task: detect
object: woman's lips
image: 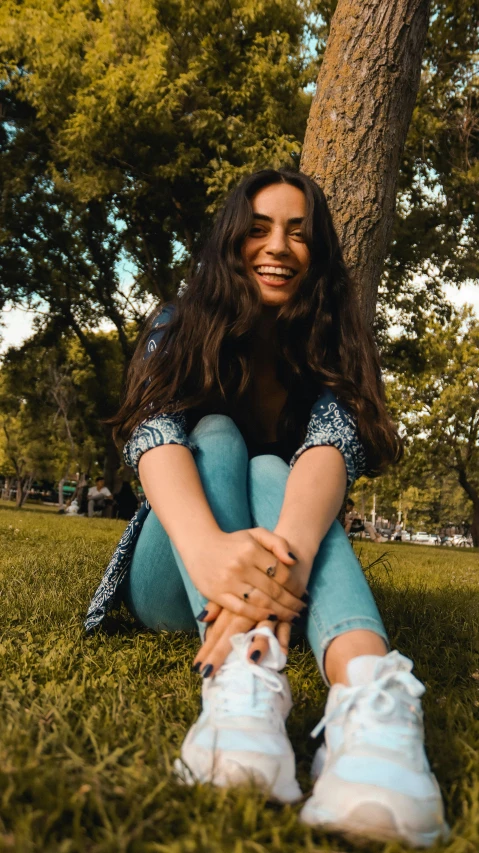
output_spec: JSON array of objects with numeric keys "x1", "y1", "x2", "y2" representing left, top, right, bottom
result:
[{"x1": 254, "y1": 271, "x2": 296, "y2": 287}]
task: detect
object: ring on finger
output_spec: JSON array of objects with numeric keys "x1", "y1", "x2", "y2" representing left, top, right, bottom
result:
[
  {"x1": 243, "y1": 586, "x2": 255, "y2": 600},
  {"x1": 266, "y1": 564, "x2": 276, "y2": 578}
]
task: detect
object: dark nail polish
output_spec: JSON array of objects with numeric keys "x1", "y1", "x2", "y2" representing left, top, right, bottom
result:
[
  {"x1": 250, "y1": 649, "x2": 261, "y2": 663},
  {"x1": 288, "y1": 551, "x2": 298, "y2": 560},
  {"x1": 195, "y1": 609, "x2": 208, "y2": 621},
  {"x1": 292, "y1": 615, "x2": 301, "y2": 625},
  {"x1": 201, "y1": 664, "x2": 214, "y2": 678},
  {"x1": 191, "y1": 662, "x2": 202, "y2": 673},
  {"x1": 301, "y1": 592, "x2": 309, "y2": 602},
  {"x1": 267, "y1": 614, "x2": 278, "y2": 622}
]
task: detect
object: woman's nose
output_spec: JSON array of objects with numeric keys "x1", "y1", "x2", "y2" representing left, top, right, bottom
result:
[{"x1": 265, "y1": 227, "x2": 289, "y2": 256}]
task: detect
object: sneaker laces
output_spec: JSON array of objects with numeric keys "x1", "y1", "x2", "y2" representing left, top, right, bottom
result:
[
  {"x1": 208, "y1": 627, "x2": 286, "y2": 722},
  {"x1": 311, "y1": 667, "x2": 425, "y2": 742}
]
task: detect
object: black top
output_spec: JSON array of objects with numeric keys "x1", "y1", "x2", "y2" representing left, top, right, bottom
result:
[{"x1": 246, "y1": 437, "x2": 295, "y2": 464}]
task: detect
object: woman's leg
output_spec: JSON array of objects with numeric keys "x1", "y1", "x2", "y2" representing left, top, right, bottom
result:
[
  {"x1": 249, "y1": 455, "x2": 447, "y2": 846},
  {"x1": 247, "y1": 454, "x2": 388, "y2": 682},
  {"x1": 124, "y1": 415, "x2": 253, "y2": 634}
]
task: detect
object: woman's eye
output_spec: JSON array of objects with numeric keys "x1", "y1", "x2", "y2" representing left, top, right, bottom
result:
[
  {"x1": 291, "y1": 231, "x2": 304, "y2": 240},
  {"x1": 249, "y1": 227, "x2": 265, "y2": 236}
]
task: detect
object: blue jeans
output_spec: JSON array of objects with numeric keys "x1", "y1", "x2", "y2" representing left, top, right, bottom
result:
[{"x1": 124, "y1": 415, "x2": 388, "y2": 680}]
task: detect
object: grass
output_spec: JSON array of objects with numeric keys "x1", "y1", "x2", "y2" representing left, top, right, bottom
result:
[{"x1": 0, "y1": 506, "x2": 478, "y2": 853}]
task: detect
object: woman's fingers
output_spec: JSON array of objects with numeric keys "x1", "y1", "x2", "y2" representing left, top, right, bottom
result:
[
  {"x1": 276, "y1": 621, "x2": 292, "y2": 656},
  {"x1": 247, "y1": 621, "x2": 271, "y2": 664},
  {"x1": 247, "y1": 619, "x2": 291, "y2": 664},
  {"x1": 193, "y1": 611, "x2": 253, "y2": 676},
  {"x1": 249, "y1": 527, "x2": 297, "y2": 567},
  {"x1": 196, "y1": 601, "x2": 222, "y2": 622},
  {"x1": 249, "y1": 568, "x2": 306, "y2": 613},
  {"x1": 220, "y1": 592, "x2": 279, "y2": 623}
]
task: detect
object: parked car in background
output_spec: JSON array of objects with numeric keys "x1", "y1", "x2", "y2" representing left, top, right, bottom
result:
[
  {"x1": 411, "y1": 531, "x2": 438, "y2": 545},
  {"x1": 399, "y1": 530, "x2": 412, "y2": 542}
]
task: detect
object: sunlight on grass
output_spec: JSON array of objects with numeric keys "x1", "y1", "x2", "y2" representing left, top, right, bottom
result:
[{"x1": 0, "y1": 508, "x2": 478, "y2": 851}]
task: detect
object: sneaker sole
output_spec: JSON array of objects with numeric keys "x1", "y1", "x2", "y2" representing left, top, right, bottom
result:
[
  {"x1": 300, "y1": 800, "x2": 449, "y2": 848},
  {"x1": 173, "y1": 757, "x2": 302, "y2": 804}
]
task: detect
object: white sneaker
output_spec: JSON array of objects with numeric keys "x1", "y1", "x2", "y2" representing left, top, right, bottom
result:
[
  {"x1": 174, "y1": 627, "x2": 302, "y2": 803},
  {"x1": 300, "y1": 651, "x2": 449, "y2": 848}
]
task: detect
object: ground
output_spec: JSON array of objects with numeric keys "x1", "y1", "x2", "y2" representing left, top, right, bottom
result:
[{"x1": 0, "y1": 502, "x2": 478, "y2": 853}]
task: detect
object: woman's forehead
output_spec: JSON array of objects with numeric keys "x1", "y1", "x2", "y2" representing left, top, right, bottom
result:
[{"x1": 250, "y1": 183, "x2": 306, "y2": 219}]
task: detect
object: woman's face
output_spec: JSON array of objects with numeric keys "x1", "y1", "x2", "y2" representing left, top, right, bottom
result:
[{"x1": 242, "y1": 182, "x2": 310, "y2": 307}]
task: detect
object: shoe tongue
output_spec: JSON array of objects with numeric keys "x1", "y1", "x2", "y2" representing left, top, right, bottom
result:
[{"x1": 346, "y1": 655, "x2": 385, "y2": 686}]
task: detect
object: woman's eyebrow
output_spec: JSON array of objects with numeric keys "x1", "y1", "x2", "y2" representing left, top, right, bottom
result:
[{"x1": 252, "y1": 213, "x2": 304, "y2": 225}]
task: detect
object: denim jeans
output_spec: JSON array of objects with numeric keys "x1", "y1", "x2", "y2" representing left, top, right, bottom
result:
[{"x1": 124, "y1": 415, "x2": 388, "y2": 680}]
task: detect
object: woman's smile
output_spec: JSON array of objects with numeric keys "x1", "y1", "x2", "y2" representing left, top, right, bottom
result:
[{"x1": 254, "y1": 264, "x2": 298, "y2": 286}]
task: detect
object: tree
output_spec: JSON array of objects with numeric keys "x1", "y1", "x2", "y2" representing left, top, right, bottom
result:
[
  {"x1": 0, "y1": 0, "x2": 315, "y2": 331},
  {"x1": 301, "y1": 0, "x2": 431, "y2": 324},
  {"x1": 0, "y1": 329, "x2": 125, "y2": 503},
  {"x1": 384, "y1": 0, "x2": 479, "y2": 342},
  {"x1": 392, "y1": 309, "x2": 479, "y2": 545}
]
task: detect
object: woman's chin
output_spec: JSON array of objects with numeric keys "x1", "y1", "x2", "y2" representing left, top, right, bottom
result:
[{"x1": 259, "y1": 288, "x2": 292, "y2": 307}]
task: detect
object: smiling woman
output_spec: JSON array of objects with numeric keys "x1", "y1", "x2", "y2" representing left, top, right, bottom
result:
[{"x1": 85, "y1": 169, "x2": 447, "y2": 848}]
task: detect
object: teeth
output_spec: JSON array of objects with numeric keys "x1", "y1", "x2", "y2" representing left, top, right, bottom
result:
[{"x1": 256, "y1": 266, "x2": 296, "y2": 278}]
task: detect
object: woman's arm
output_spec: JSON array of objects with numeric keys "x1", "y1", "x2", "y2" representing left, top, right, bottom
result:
[
  {"x1": 274, "y1": 445, "x2": 347, "y2": 591},
  {"x1": 138, "y1": 445, "x2": 304, "y2": 622}
]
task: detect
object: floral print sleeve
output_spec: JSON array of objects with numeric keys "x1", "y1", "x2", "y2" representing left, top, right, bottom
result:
[
  {"x1": 123, "y1": 412, "x2": 197, "y2": 477},
  {"x1": 290, "y1": 388, "x2": 367, "y2": 491}
]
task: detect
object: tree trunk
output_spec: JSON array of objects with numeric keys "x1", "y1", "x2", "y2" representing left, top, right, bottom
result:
[
  {"x1": 301, "y1": 0, "x2": 430, "y2": 324},
  {"x1": 457, "y1": 465, "x2": 479, "y2": 547},
  {"x1": 471, "y1": 500, "x2": 479, "y2": 549},
  {"x1": 58, "y1": 478, "x2": 65, "y2": 509}
]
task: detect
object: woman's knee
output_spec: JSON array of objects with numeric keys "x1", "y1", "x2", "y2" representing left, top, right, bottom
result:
[
  {"x1": 192, "y1": 415, "x2": 248, "y2": 460},
  {"x1": 248, "y1": 454, "x2": 289, "y2": 491}
]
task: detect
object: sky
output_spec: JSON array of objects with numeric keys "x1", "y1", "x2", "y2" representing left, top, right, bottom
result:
[{"x1": 1, "y1": 281, "x2": 478, "y2": 354}]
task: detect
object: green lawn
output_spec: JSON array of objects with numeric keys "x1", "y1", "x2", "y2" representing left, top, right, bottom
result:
[{"x1": 0, "y1": 506, "x2": 478, "y2": 853}]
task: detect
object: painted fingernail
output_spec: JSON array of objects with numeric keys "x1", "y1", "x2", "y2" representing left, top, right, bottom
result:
[
  {"x1": 292, "y1": 615, "x2": 301, "y2": 625},
  {"x1": 267, "y1": 614, "x2": 278, "y2": 622},
  {"x1": 191, "y1": 661, "x2": 202, "y2": 673},
  {"x1": 288, "y1": 551, "x2": 298, "y2": 560},
  {"x1": 201, "y1": 664, "x2": 214, "y2": 678},
  {"x1": 195, "y1": 609, "x2": 209, "y2": 621},
  {"x1": 250, "y1": 649, "x2": 261, "y2": 663},
  {"x1": 301, "y1": 592, "x2": 309, "y2": 602}
]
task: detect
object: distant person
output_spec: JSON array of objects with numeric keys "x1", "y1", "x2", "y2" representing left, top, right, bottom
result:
[
  {"x1": 344, "y1": 498, "x2": 386, "y2": 542},
  {"x1": 88, "y1": 477, "x2": 112, "y2": 518},
  {"x1": 114, "y1": 481, "x2": 139, "y2": 521}
]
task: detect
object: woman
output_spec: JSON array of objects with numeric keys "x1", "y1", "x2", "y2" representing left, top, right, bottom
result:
[{"x1": 85, "y1": 169, "x2": 448, "y2": 847}]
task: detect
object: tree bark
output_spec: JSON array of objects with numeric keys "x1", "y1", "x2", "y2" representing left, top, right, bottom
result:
[
  {"x1": 301, "y1": 0, "x2": 430, "y2": 325},
  {"x1": 457, "y1": 464, "x2": 479, "y2": 547},
  {"x1": 471, "y1": 501, "x2": 479, "y2": 549}
]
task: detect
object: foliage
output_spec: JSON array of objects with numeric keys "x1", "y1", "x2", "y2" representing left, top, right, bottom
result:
[
  {"x1": 0, "y1": 505, "x2": 478, "y2": 850},
  {"x1": 0, "y1": 329, "x2": 125, "y2": 494},
  {"x1": 0, "y1": 0, "x2": 320, "y2": 351},
  {"x1": 377, "y1": 308, "x2": 479, "y2": 542},
  {"x1": 380, "y1": 0, "x2": 479, "y2": 340}
]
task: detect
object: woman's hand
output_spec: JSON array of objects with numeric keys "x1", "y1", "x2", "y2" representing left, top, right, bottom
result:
[
  {"x1": 180, "y1": 527, "x2": 307, "y2": 623},
  {"x1": 194, "y1": 606, "x2": 297, "y2": 677}
]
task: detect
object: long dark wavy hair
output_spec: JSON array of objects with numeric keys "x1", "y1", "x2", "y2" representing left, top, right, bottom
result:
[{"x1": 113, "y1": 168, "x2": 402, "y2": 473}]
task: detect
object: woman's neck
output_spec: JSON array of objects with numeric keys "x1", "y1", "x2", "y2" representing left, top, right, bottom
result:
[{"x1": 255, "y1": 306, "x2": 279, "y2": 342}]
